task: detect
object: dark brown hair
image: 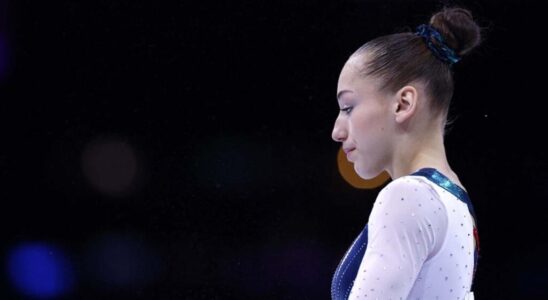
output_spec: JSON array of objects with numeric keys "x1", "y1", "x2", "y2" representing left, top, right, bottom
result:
[{"x1": 353, "y1": 7, "x2": 481, "y2": 119}]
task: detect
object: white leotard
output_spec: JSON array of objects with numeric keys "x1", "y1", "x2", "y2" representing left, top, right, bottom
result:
[{"x1": 347, "y1": 174, "x2": 476, "y2": 300}]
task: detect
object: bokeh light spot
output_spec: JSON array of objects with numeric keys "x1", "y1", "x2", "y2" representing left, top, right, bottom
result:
[
  {"x1": 0, "y1": 32, "x2": 9, "y2": 80},
  {"x1": 81, "y1": 137, "x2": 140, "y2": 197},
  {"x1": 84, "y1": 232, "x2": 164, "y2": 289},
  {"x1": 219, "y1": 240, "x2": 330, "y2": 297},
  {"x1": 194, "y1": 135, "x2": 264, "y2": 191},
  {"x1": 7, "y1": 243, "x2": 74, "y2": 299},
  {"x1": 337, "y1": 147, "x2": 391, "y2": 189}
]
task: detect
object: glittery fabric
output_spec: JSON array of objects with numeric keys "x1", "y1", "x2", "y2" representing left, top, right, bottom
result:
[
  {"x1": 331, "y1": 223, "x2": 369, "y2": 300},
  {"x1": 415, "y1": 24, "x2": 461, "y2": 65},
  {"x1": 331, "y1": 168, "x2": 479, "y2": 300},
  {"x1": 412, "y1": 167, "x2": 480, "y2": 281}
]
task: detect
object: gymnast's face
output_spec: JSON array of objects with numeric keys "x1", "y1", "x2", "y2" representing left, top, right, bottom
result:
[{"x1": 331, "y1": 55, "x2": 394, "y2": 179}]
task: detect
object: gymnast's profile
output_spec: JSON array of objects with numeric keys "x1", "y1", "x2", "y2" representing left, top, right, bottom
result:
[{"x1": 330, "y1": 6, "x2": 482, "y2": 300}]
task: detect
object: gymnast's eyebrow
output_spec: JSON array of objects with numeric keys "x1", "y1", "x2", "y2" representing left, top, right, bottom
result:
[{"x1": 337, "y1": 90, "x2": 353, "y2": 101}]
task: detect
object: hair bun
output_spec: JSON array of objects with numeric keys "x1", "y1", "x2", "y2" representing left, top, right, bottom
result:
[{"x1": 429, "y1": 7, "x2": 481, "y2": 56}]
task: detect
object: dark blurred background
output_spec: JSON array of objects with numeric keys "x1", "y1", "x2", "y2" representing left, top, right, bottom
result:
[{"x1": 1, "y1": 0, "x2": 547, "y2": 299}]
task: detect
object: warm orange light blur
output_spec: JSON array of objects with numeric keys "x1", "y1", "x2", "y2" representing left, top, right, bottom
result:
[{"x1": 337, "y1": 147, "x2": 391, "y2": 189}]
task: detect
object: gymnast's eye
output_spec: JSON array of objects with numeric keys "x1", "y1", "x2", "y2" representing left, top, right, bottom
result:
[{"x1": 340, "y1": 106, "x2": 353, "y2": 115}]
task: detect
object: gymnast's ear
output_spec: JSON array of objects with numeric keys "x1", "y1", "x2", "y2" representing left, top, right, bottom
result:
[{"x1": 392, "y1": 85, "x2": 418, "y2": 124}]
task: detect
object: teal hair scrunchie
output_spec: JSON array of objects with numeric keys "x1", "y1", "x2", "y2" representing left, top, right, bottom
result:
[{"x1": 415, "y1": 24, "x2": 460, "y2": 65}]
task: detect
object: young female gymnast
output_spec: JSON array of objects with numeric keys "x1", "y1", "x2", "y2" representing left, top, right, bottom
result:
[{"x1": 331, "y1": 6, "x2": 482, "y2": 300}]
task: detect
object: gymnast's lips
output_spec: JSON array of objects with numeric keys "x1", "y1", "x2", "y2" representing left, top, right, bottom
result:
[{"x1": 343, "y1": 147, "x2": 355, "y2": 155}]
